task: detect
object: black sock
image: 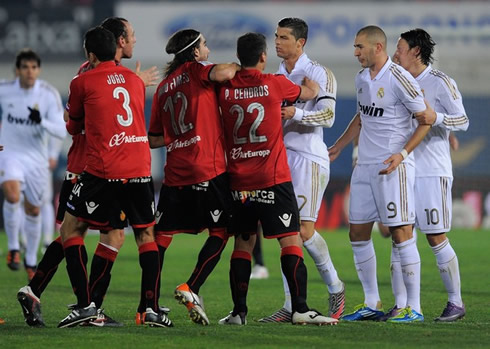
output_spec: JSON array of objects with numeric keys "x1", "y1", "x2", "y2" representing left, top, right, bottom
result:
[
  {"x1": 186, "y1": 235, "x2": 227, "y2": 294},
  {"x1": 138, "y1": 242, "x2": 160, "y2": 312},
  {"x1": 63, "y1": 237, "x2": 90, "y2": 308},
  {"x1": 89, "y1": 243, "x2": 118, "y2": 308},
  {"x1": 252, "y1": 232, "x2": 265, "y2": 266},
  {"x1": 230, "y1": 251, "x2": 251, "y2": 315},
  {"x1": 29, "y1": 237, "x2": 64, "y2": 298},
  {"x1": 281, "y1": 246, "x2": 308, "y2": 313}
]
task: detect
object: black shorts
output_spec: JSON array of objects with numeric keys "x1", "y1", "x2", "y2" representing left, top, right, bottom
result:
[
  {"x1": 66, "y1": 172, "x2": 155, "y2": 230},
  {"x1": 229, "y1": 182, "x2": 300, "y2": 239},
  {"x1": 155, "y1": 172, "x2": 231, "y2": 234},
  {"x1": 56, "y1": 172, "x2": 79, "y2": 224}
]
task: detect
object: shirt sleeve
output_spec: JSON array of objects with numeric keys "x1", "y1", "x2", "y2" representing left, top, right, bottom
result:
[
  {"x1": 432, "y1": 76, "x2": 469, "y2": 131},
  {"x1": 65, "y1": 76, "x2": 84, "y2": 121},
  {"x1": 391, "y1": 65, "x2": 426, "y2": 114},
  {"x1": 148, "y1": 87, "x2": 164, "y2": 137},
  {"x1": 40, "y1": 84, "x2": 67, "y2": 139},
  {"x1": 292, "y1": 66, "x2": 336, "y2": 128},
  {"x1": 276, "y1": 74, "x2": 301, "y2": 104}
]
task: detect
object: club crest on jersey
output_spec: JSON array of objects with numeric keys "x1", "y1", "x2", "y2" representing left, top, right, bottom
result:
[{"x1": 377, "y1": 87, "x2": 384, "y2": 98}]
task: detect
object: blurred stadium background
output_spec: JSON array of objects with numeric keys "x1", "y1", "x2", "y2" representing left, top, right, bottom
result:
[{"x1": 0, "y1": 0, "x2": 489, "y2": 230}]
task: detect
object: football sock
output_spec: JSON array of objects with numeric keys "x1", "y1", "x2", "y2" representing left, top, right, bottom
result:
[
  {"x1": 229, "y1": 250, "x2": 251, "y2": 315},
  {"x1": 252, "y1": 233, "x2": 265, "y2": 266},
  {"x1": 431, "y1": 238, "x2": 463, "y2": 307},
  {"x1": 24, "y1": 213, "x2": 42, "y2": 267},
  {"x1": 280, "y1": 245, "x2": 309, "y2": 314},
  {"x1": 138, "y1": 242, "x2": 160, "y2": 312},
  {"x1": 29, "y1": 236, "x2": 64, "y2": 298},
  {"x1": 351, "y1": 239, "x2": 381, "y2": 310},
  {"x1": 40, "y1": 201, "x2": 55, "y2": 246},
  {"x1": 63, "y1": 236, "x2": 90, "y2": 307},
  {"x1": 304, "y1": 231, "x2": 342, "y2": 293},
  {"x1": 186, "y1": 232, "x2": 227, "y2": 294},
  {"x1": 3, "y1": 200, "x2": 21, "y2": 251},
  {"x1": 156, "y1": 234, "x2": 173, "y2": 300},
  {"x1": 390, "y1": 244, "x2": 407, "y2": 308},
  {"x1": 395, "y1": 237, "x2": 421, "y2": 313},
  {"x1": 89, "y1": 242, "x2": 118, "y2": 308}
]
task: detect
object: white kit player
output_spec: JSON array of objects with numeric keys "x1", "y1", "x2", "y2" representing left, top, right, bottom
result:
[
  {"x1": 329, "y1": 25, "x2": 434, "y2": 323},
  {"x1": 259, "y1": 17, "x2": 345, "y2": 323},
  {"x1": 0, "y1": 49, "x2": 66, "y2": 279},
  {"x1": 387, "y1": 28, "x2": 469, "y2": 322}
]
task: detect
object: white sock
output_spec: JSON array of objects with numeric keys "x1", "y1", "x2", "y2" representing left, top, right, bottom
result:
[
  {"x1": 41, "y1": 202, "x2": 55, "y2": 245},
  {"x1": 395, "y1": 237, "x2": 421, "y2": 313},
  {"x1": 281, "y1": 269, "x2": 292, "y2": 312},
  {"x1": 304, "y1": 231, "x2": 342, "y2": 293},
  {"x1": 390, "y1": 244, "x2": 407, "y2": 308},
  {"x1": 3, "y1": 200, "x2": 22, "y2": 251},
  {"x1": 431, "y1": 238, "x2": 463, "y2": 307},
  {"x1": 24, "y1": 213, "x2": 42, "y2": 267},
  {"x1": 351, "y1": 239, "x2": 380, "y2": 309}
]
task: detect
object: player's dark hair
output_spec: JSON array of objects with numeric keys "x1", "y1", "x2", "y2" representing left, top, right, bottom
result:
[
  {"x1": 15, "y1": 48, "x2": 41, "y2": 68},
  {"x1": 84, "y1": 26, "x2": 116, "y2": 62},
  {"x1": 101, "y1": 17, "x2": 128, "y2": 42},
  {"x1": 164, "y1": 29, "x2": 202, "y2": 77},
  {"x1": 278, "y1": 17, "x2": 308, "y2": 44},
  {"x1": 356, "y1": 25, "x2": 387, "y2": 46},
  {"x1": 237, "y1": 33, "x2": 267, "y2": 67},
  {"x1": 400, "y1": 28, "x2": 436, "y2": 66}
]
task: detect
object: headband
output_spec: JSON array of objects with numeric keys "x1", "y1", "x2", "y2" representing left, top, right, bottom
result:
[{"x1": 176, "y1": 33, "x2": 202, "y2": 55}]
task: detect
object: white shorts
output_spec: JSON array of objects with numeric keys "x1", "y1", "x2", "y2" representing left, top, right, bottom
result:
[
  {"x1": 349, "y1": 163, "x2": 415, "y2": 226},
  {"x1": 0, "y1": 156, "x2": 48, "y2": 207},
  {"x1": 288, "y1": 151, "x2": 329, "y2": 222},
  {"x1": 415, "y1": 176, "x2": 452, "y2": 234}
]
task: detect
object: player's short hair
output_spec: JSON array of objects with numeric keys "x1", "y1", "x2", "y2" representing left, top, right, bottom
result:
[
  {"x1": 84, "y1": 26, "x2": 116, "y2": 62},
  {"x1": 15, "y1": 48, "x2": 41, "y2": 68},
  {"x1": 164, "y1": 28, "x2": 202, "y2": 77},
  {"x1": 400, "y1": 28, "x2": 436, "y2": 66},
  {"x1": 356, "y1": 25, "x2": 387, "y2": 48},
  {"x1": 237, "y1": 32, "x2": 267, "y2": 67},
  {"x1": 101, "y1": 17, "x2": 129, "y2": 41},
  {"x1": 278, "y1": 17, "x2": 308, "y2": 43}
]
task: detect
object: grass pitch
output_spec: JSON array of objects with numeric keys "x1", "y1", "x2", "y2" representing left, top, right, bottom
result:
[{"x1": 0, "y1": 228, "x2": 489, "y2": 348}]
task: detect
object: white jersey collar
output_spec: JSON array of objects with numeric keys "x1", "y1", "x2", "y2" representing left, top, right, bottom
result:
[
  {"x1": 371, "y1": 56, "x2": 392, "y2": 81},
  {"x1": 416, "y1": 64, "x2": 432, "y2": 81},
  {"x1": 278, "y1": 52, "x2": 308, "y2": 75}
]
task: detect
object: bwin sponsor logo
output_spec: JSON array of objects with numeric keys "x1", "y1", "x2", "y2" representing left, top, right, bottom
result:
[
  {"x1": 7, "y1": 114, "x2": 37, "y2": 125},
  {"x1": 358, "y1": 102, "x2": 384, "y2": 117}
]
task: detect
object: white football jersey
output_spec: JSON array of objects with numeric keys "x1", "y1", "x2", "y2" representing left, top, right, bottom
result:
[
  {"x1": 356, "y1": 57, "x2": 426, "y2": 165},
  {"x1": 0, "y1": 78, "x2": 66, "y2": 166},
  {"x1": 413, "y1": 65, "x2": 469, "y2": 178},
  {"x1": 278, "y1": 53, "x2": 337, "y2": 168}
]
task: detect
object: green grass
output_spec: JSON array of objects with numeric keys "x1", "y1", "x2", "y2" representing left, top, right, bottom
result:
[{"x1": 1, "y1": 229, "x2": 489, "y2": 348}]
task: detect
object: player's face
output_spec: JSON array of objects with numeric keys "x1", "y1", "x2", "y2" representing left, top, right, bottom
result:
[
  {"x1": 354, "y1": 34, "x2": 375, "y2": 69},
  {"x1": 195, "y1": 36, "x2": 210, "y2": 62},
  {"x1": 275, "y1": 27, "x2": 301, "y2": 60},
  {"x1": 16, "y1": 59, "x2": 40, "y2": 89},
  {"x1": 393, "y1": 38, "x2": 416, "y2": 70},
  {"x1": 121, "y1": 21, "x2": 136, "y2": 59}
]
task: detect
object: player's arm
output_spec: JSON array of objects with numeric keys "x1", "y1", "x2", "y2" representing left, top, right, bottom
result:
[
  {"x1": 148, "y1": 90, "x2": 165, "y2": 149},
  {"x1": 66, "y1": 116, "x2": 83, "y2": 135},
  {"x1": 134, "y1": 61, "x2": 161, "y2": 87},
  {"x1": 148, "y1": 134, "x2": 165, "y2": 149},
  {"x1": 416, "y1": 79, "x2": 469, "y2": 132},
  {"x1": 38, "y1": 88, "x2": 67, "y2": 139},
  {"x1": 209, "y1": 62, "x2": 241, "y2": 82},
  {"x1": 328, "y1": 112, "x2": 361, "y2": 162}
]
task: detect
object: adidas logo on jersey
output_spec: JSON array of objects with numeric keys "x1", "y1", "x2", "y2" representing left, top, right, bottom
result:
[
  {"x1": 210, "y1": 210, "x2": 223, "y2": 223},
  {"x1": 278, "y1": 213, "x2": 292, "y2": 227},
  {"x1": 85, "y1": 201, "x2": 99, "y2": 214}
]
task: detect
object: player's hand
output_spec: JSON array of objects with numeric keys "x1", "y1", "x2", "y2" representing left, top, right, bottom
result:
[
  {"x1": 134, "y1": 61, "x2": 161, "y2": 87},
  {"x1": 379, "y1": 153, "x2": 403, "y2": 175},
  {"x1": 48, "y1": 158, "x2": 58, "y2": 171},
  {"x1": 302, "y1": 77, "x2": 319, "y2": 97},
  {"x1": 415, "y1": 99, "x2": 436, "y2": 125},
  {"x1": 28, "y1": 107, "x2": 41, "y2": 124},
  {"x1": 281, "y1": 106, "x2": 295, "y2": 120},
  {"x1": 0, "y1": 145, "x2": 3, "y2": 151},
  {"x1": 328, "y1": 143, "x2": 341, "y2": 162}
]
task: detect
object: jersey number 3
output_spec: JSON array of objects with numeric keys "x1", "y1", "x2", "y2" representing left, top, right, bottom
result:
[{"x1": 113, "y1": 87, "x2": 133, "y2": 127}]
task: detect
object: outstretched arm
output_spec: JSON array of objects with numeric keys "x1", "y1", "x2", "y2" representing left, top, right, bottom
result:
[{"x1": 328, "y1": 113, "x2": 361, "y2": 162}]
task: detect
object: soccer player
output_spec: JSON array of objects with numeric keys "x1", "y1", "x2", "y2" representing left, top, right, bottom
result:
[
  {"x1": 17, "y1": 17, "x2": 160, "y2": 328},
  {"x1": 328, "y1": 25, "x2": 434, "y2": 323},
  {"x1": 217, "y1": 32, "x2": 337, "y2": 326},
  {"x1": 383, "y1": 28, "x2": 468, "y2": 322},
  {"x1": 148, "y1": 28, "x2": 240, "y2": 326},
  {"x1": 0, "y1": 49, "x2": 66, "y2": 280},
  {"x1": 260, "y1": 17, "x2": 345, "y2": 323},
  {"x1": 54, "y1": 26, "x2": 171, "y2": 328}
]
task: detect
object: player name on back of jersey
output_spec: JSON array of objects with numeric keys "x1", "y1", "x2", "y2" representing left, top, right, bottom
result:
[
  {"x1": 162, "y1": 72, "x2": 190, "y2": 93},
  {"x1": 227, "y1": 85, "x2": 269, "y2": 100},
  {"x1": 107, "y1": 73, "x2": 126, "y2": 85}
]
